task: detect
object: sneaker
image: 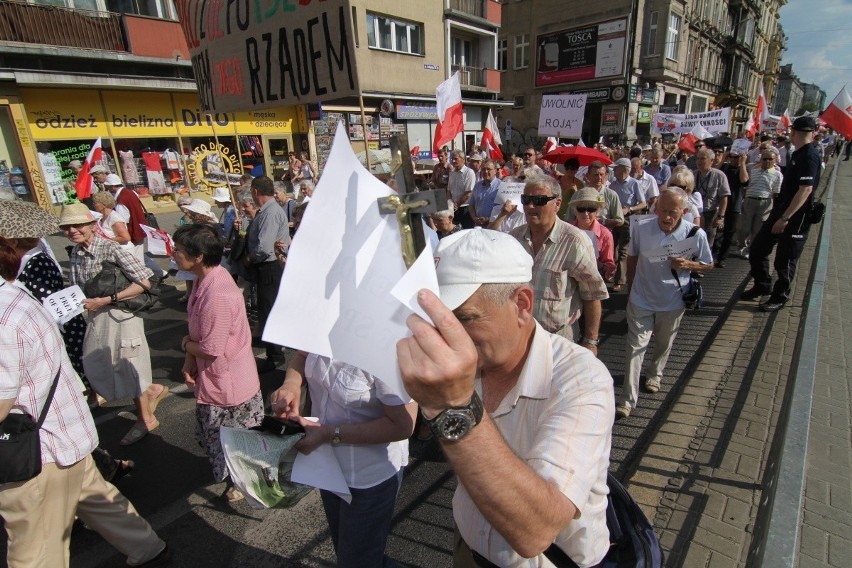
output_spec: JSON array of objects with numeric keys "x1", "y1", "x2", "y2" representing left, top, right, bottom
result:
[
  {"x1": 738, "y1": 247, "x2": 749, "y2": 259},
  {"x1": 740, "y1": 287, "x2": 769, "y2": 301},
  {"x1": 615, "y1": 404, "x2": 631, "y2": 419},
  {"x1": 644, "y1": 377, "x2": 661, "y2": 393},
  {"x1": 760, "y1": 298, "x2": 786, "y2": 312}
]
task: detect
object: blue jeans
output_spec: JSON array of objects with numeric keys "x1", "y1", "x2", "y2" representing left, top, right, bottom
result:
[{"x1": 320, "y1": 470, "x2": 403, "y2": 568}]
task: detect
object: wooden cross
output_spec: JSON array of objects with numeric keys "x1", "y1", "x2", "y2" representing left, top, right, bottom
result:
[{"x1": 377, "y1": 135, "x2": 448, "y2": 268}]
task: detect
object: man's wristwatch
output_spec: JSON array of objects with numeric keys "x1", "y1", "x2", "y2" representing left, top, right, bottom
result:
[
  {"x1": 331, "y1": 425, "x2": 342, "y2": 446},
  {"x1": 781, "y1": 214, "x2": 791, "y2": 222},
  {"x1": 424, "y1": 392, "x2": 484, "y2": 442}
]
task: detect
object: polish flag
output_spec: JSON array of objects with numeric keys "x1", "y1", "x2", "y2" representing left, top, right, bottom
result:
[
  {"x1": 542, "y1": 136, "x2": 558, "y2": 154},
  {"x1": 433, "y1": 72, "x2": 464, "y2": 152},
  {"x1": 410, "y1": 139, "x2": 421, "y2": 158},
  {"x1": 677, "y1": 133, "x2": 698, "y2": 154},
  {"x1": 820, "y1": 86, "x2": 852, "y2": 139},
  {"x1": 781, "y1": 109, "x2": 792, "y2": 129},
  {"x1": 481, "y1": 109, "x2": 503, "y2": 161},
  {"x1": 74, "y1": 137, "x2": 103, "y2": 200},
  {"x1": 756, "y1": 85, "x2": 770, "y2": 132},
  {"x1": 745, "y1": 115, "x2": 756, "y2": 138}
]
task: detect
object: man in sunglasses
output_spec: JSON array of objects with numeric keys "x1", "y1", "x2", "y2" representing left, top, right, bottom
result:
[
  {"x1": 510, "y1": 176, "x2": 608, "y2": 352},
  {"x1": 737, "y1": 150, "x2": 783, "y2": 259},
  {"x1": 521, "y1": 148, "x2": 544, "y2": 177},
  {"x1": 566, "y1": 161, "x2": 624, "y2": 229}
]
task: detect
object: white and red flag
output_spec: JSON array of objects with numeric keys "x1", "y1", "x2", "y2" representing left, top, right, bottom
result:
[
  {"x1": 820, "y1": 86, "x2": 852, "y2": 139},
  {"x1": 781, "y1": 109, "x2": 792, "y2": 129},
  {"x1": 542, "y1": 136, "x2": 558, "y2": 154},
  {"x1": 433, "y1": 72, "x2": 464, "y2": 152},
  {"x1": 481, "y1": 109, "x2": 503, "y2": 161},
  {"x1": 410, "y1": 139, "x2": 421, "y2": 158},
  {"x1": 73, "y1": 137, "x2": 103, "y2": 200},
  {"x1": 756, "y1": 85, "x2": 770, "y2": 132}
]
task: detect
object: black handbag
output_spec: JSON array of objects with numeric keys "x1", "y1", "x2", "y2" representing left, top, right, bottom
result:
[
  {"x1": 0, "y1": 369, "x2": 61, "y2": 484},
  {"x1": 671, "y1": 226, "x2": 703, "y2": 310},
  {"x1": 542, "y1": 474, "x2": 664, "y2": 568},
  {"x1": 141, "y1": 201, "x2": 160, "y2": 230},
  {"x1": 83, "y1": 260, "x2": 159, "y2": 313}
]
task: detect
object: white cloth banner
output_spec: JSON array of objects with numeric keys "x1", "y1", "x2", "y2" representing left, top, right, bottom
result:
[
  {"x1": 652, "y1": 108, "x2": 731, "y2": 135},
  {"x1": 538, "y1": 94, "x2": 587, "y2": 137}
]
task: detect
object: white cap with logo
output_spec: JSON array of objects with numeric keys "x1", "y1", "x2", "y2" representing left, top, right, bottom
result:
[{"x1": 434, "y1": 228, "x2": 533, "y2": 310}]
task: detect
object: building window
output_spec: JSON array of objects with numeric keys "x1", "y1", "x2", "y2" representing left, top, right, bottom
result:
[
  {"x1": 513, "y1": 34, "x2": 529, "y2": 69},
  {"x1": 646, "y1": 11, "x2": 659, "y2": 56},
  {"x1": 666, "y1": 13, "x2": 681, "y2": 60},
  {"x1": 366, "y1": 13, "x2": 424, "y2": 55},
  {"x1": 497, "y1": 38, "x2": 507, "y2": 71}
]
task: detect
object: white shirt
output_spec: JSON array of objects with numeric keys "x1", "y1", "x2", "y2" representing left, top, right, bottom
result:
[
  {"x1": 304, "y1": 354, "x2": 411, "y2": 489},
  {"x1": 455, "y1": 322, "x2": 613, "y2": 567},
  {"x1": 633, "y1": 171, "x2": 659, "y2": 200},
  {"x1": 111, "y1": 187, "x2": 131, "y2": 221},
  {"x1": 628, "y1": 219, "x2": 713, "y2": 312},
  {"x1": 0, "y1": 283, "x2": 98, "y2": 469}
]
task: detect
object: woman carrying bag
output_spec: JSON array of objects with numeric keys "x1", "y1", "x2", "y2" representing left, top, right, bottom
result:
[{"x1": 58, "y1": 202, "x2": 168, "y2": 446}]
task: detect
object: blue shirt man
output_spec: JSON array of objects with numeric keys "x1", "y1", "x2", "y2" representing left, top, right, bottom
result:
[{"x1": 468, "y1": 160, "x2": 502, "y2": 226}]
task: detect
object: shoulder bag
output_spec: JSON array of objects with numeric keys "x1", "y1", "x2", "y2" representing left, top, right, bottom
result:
[
  {"x1": 0, "y1": 369, "x2": 61, "y2": 483},
  {"x1": 542, "y1": 473, "x2": 664, "y2": 568},
  {"x1": 809, "y1": 199, "x2": 826, "y2": 224},
  {"x1": 83, "y1": 260, "x2": 159, "y2": 313},
  {"x1": 672, "y1": 226, "x2": 703, "y2": 310}
]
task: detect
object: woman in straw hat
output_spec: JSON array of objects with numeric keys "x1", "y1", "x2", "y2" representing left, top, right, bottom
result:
[
  {"x1": 570, "y1": 187, "x2": 616, "y2": 282},
  {"x1": 57, "y1": 202, "x2": 168, "y2": 446}
]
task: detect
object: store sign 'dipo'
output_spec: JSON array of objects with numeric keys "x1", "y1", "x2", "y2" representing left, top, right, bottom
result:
[{"x1": 175, "y1": 0, "x2": 360, "y2": 113}]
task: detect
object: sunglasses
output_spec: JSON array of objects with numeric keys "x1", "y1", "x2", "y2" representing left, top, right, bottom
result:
[
  {"x1": 521, "y1": 194, "x2": 559, "y2": 206},
  {"x1": 576, "y1": 206, "x2": 598, "y2": 213},
  {"x1": 524, "y1": 153, "x2": 535, "y2": 157}
]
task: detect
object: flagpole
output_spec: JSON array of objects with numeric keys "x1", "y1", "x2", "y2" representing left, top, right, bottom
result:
[{"x1": 358, "y1": 95, "x2": 372, "y2": 171}]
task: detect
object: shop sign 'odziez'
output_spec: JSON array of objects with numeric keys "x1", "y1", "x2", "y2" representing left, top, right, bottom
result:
[
  {"x1": 175, "y1": 0, "x2": 360, "y2": 114},
  {"x1": 186, "y1": 143, "x2": 242, "y2": 189}
]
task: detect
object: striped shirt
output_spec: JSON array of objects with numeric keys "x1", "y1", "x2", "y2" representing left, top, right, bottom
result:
[
  {"x1": 187, "y1": 265, "x2": 260, "y2": 407},
  {"x1": 0, "y1": 283, "x2": 97, "y2": 468},
  {"x1": 745, "y1": 165, "x2": 783, "y2": 199},
  {"x1": 511, "y1": 220, "x2": 609, "y2": 339},
  {"x1": 455, "y1": 322, "x2": 613, "y2": 567}
]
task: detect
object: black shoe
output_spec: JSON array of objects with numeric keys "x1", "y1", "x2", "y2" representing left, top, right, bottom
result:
[
  {"x1": 714, "y1": 260, "x2": 725, "y2": 268},
  {"x1": 740, "y1": 287, "x2": 769, "y2": 301},
  {"x1": 760, "y1": 298, "x2": 786, "y2": 312}
]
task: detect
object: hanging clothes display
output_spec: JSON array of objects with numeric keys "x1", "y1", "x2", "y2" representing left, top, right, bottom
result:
[
  {"x1": 120, "y1": 150, "x2": 140, "y2": 185},
  {"x1": 142, "y1": 150, "x2": 168, "y2": 195}
]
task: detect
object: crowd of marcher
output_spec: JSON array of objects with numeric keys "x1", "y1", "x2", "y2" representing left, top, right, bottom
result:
[{"x1": 0, "y1": 115, "x2": 837, "y2": 567}]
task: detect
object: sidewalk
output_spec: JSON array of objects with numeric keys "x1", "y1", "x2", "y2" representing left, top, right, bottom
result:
[{"x1": 626, "y1": 160, "x2": 851, "y2": 567}]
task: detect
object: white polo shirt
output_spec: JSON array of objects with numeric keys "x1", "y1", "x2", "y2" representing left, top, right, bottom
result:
[
  {"x1": 628, "y1": 219, "x2": 712, "y2": 312},
  {"x1": 455, "y1": 322, "x2": 614, "y2": 567}
]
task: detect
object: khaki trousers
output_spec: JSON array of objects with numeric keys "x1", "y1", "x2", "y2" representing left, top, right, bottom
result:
[{"x1": 0, "y1": 454, "x2": 164, "y2": 568}]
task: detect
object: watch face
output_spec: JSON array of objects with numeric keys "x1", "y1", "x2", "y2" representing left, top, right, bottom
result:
[{"x1": 439, "y1": 413, "x2": 472, "y2": 441}]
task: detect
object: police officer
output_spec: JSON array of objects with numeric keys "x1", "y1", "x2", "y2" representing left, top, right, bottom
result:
[{"x1": 740, "y1": 116, "x2": 822, "y2": 312}]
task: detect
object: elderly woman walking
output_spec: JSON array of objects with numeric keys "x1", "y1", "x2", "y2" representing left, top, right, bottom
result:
[
  {"x1": 174, "y1": 224, "x2": 263, "y2": 502},
  {"x1": 58, "y1": 202, "x2": 168, "y2": 445}
]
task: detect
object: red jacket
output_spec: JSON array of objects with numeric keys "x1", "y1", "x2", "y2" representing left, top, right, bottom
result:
[{"x1": 115, "y1": 188, "x2": 147, "y2": 245}]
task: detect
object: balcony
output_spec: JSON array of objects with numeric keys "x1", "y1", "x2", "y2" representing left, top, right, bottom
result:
[
  {"x1": 451, "y1": 64, "x2": 500, "y2": 93},
  {"x1": 446, "y1": 0, "x2": 501, "y2": 27},
  {"x1": 0, "y1": 2, "x2": 125, "y2": 52}
]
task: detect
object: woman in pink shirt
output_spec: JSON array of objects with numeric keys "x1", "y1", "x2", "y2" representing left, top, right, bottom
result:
[
  {"x1": 570, "y1": 187, "x2": 616, "y2": 282},
  {"x1": 174, "y1": 224, "x2": 263, "y2": 502}
]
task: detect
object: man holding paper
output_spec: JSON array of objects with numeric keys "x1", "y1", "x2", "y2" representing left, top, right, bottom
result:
[
  {"x1": 397, "y1": 228, "x2": 613, "y2": 567},
  {"x1": 617, "y1": 188, "x2": 713, "y2": 419}
]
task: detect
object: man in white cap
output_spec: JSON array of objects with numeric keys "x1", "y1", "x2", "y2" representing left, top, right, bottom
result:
[
  {"x1": 609, "y1": 158, "x2": 647, "y2": 292},
  {"x1": 397, "y1": 228, "x2": 613, "y2": 567},
  {"x1": 104, "y1": 174, "x2": 167, "y2": 281}
]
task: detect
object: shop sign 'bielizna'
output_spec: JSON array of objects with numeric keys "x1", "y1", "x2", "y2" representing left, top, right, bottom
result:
[{"x1": 175, "y1": 0, "x2": 361, "y2": 114}]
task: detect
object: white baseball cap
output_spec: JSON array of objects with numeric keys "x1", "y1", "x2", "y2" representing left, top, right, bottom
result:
[
  {"x1": 434, "y1": 228, "x2": 533, "y2": 310},
  {"x1": 104, "y1": 173, "x2": 123, "y2": 186}
]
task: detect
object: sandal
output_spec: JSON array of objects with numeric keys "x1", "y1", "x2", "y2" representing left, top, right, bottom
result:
[
  {"x1": 111, "y1": 459, "x2": 135, "y2": 483},
  {"x1": 120, "y1": 419, "x2": 159, "y2": 446},
  {"x1": 148, "y1": 386, "x2": 169, "y2": 415},
  {"x1": 222, "y1": 485, "x2": 244, "y2": 503}
]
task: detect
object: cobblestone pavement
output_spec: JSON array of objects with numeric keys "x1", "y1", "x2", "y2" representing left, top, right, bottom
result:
[{"x1": 627, "y1": 160, "x2": 850, "y2": 568}]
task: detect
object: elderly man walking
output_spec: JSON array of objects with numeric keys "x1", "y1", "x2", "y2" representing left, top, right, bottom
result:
[
  {"x1": 692, "y1": 147, "x2": 731, "y2": 254},
  {"x1": 618, "y1": 188, "x2": 714, "y2": 418},
  {"x1": 609, "y1": 158, "x2": 647, "y2": 291},
  {"x1": 511, "y1": 175, "x2": 609, "y2": 352},
  {"x1": 737, "y1": 148, "x2": 783, "y2": 259},
  {"x1": 397, "y1": 229, "x2": 614, "y2": 567}
]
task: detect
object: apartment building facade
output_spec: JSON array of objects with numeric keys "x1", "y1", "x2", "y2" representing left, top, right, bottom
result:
[
  {"x1": 772, "y1": 63, "x2": 804, "y2": 115},
  {"x1": 0, "y1": 0, "x2": 503, "y2": 208},
  {"x1": 496, "y1": 0, "x2": 785, "y2": 150}
]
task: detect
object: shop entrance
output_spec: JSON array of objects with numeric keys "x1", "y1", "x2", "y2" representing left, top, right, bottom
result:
[{"x1": 264, "y1": 135, "x2": 293, "y2": 182}]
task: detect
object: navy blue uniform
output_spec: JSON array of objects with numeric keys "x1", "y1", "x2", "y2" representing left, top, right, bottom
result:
[{"x1": 747, "y1": 142, "x2": 822, "y2": 303}]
